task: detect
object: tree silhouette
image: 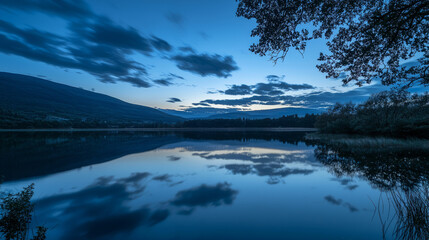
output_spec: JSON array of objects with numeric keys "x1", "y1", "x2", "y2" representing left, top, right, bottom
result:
[
  {"x1": 0, "y1": 184, "x2": 47, "y2": 240},
  {"x1": 236, "y1": 0, "x2": 428, "y2": 87}
]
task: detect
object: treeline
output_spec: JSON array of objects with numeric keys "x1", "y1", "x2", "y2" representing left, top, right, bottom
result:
[
  {"x1": 0, "y1": 108, "x2": 317, "y2": 129},
  {"x1": 315, "y1": 90, "x2": 429, "y2": 138},
  {"x1": 181, "y1": 114, "x2": 317, "y2": 128},
  {"x1": 0, "y1": 109, "x2": 174, "y2": 129}
]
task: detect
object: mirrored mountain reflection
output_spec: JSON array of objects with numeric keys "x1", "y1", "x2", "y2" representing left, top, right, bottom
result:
[
  {"x1": 0, "y1": 131, "x2": 307, "y2": 181},
  {"x1": 1, "y1": 131, "x2": 428, "y2": 239}
]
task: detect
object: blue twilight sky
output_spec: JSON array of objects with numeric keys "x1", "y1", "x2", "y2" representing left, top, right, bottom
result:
[{"x1": 0, "y1": 0, "x2": 417, "y2": 112}]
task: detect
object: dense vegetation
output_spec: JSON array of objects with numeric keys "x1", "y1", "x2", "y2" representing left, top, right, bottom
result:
[
  {"x1": 315, "y1": 90, "x2": 429, "y2": 137},
  {"x1": 181, "y1": 114, "x2": 317, "y2": 128},
  {"x1": 237, "y1": 0, "x2": 428, "y2": 88},
  {"x1": 0, "y1": 184, "x2": 46, "y2": 240},
  {"x1": 0, "y1": 108, "x2": 175, "y2": 129},
  {"x1": 0, "y1": 110, "x2": 317, "y2": 129}
]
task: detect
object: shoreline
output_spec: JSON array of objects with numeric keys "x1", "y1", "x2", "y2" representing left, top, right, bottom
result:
[{"x1": 0, "y1": 127, "x2": 317, "y2": 132}]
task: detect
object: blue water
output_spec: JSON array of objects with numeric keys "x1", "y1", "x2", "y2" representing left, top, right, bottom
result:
[{"x1": 0, "y1": 131, "x2": 427, "y2": 240}]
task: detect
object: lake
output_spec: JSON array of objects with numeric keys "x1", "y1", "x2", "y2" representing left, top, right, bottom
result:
[{"x1": 0, "y1": 130, "x2": 428, "y2": 240}]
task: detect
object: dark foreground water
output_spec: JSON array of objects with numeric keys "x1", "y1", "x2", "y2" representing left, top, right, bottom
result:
[{"x1": 0, "y1": 131, "x2": 428, "y2": 240}]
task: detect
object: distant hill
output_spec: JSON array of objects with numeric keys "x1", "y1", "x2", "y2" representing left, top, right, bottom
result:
[
  {"x1": 0, "y1": 72, "x2": 182, "y2": 127},
  {"x1": 207, "y1": 107, "x2": 322, "y2": 119},
  {"x1": 160, "y1": 108, "x2": 238, "y2": 119},
  {"x1": 161, "y1": 107, "x2": 322, "y2": 119}
]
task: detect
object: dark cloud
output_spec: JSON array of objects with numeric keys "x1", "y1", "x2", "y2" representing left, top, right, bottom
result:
[
  {"x1": 167, "y1": 97, "x2": 182, "y2": 103},
  {"x1": 218, "y1": 78, "x2": 314, "y2": 97},
  {"x1": 119, "y1": 76, "x2": 151, "y2": 88},
  {"x1": 199, "y1": 31, "x2": 209, "y2": 40},
  {"x1": 148, "y1": 209, "x2": 170, "y2": 226},
  {"x1": 0, "y1": 33, "x2": 147, "y2": 87},
  {"x1": 150, "y1": 36, "x2": 172, "y2": 52},
  {"x1": 223, "y1": 164, "x2": 252, "y2": 175},
  {"x1": 0, "y1": 1, "x2": 238, "y2": 87},
  {"x1": 253, "y1": 82, "x2": 314, "y2": 95},
  {"x1": 0, "y1": 19, "x2": 65, "y2": 48},
  {"x1": 331, "y1": 177, "x2": 353, "y2": 186},
  {"x1": 195, "y1": 152, "x2": 311, "y2": 164},
  {"x1": 253, "y1": 164, "x2": 314, "y2": 178},
  {"x1": 0, "y1": 19, "x2": 153, "y2": 87},
  {"x1": 324, "y1": 195, "x2": 359, "y2": 212},
  {"x1": 154, "y1": 73, "x2": 184, "y2": 86},
  {"x1": 169, "y1": 181, "x2": 184, "y2": 187},
  {"x1": 223, "y1": 84, "x2": 253, "y2": 95},
  {"x1": 168, "y1": 155, "x2": 181, "y2": 161},
  {"x1": 194, "y1": 151, "x2": 316, "y2": 184},
  {"x1": 155, "y1": 78, "x2": 174, "y2": 86},
  {"x1": 266, "y1": 74, "x2": 283, "y2": 82},
  {"x1": 192, "y1": 102, "x2": 211, "y2": 107},
  {"x1": 222, "y1": 163, "x2": 314, "y2": 184},
  {"x1": 343, "y1": 203, "x2": 359, "y2": 212},
  {"x1": 165, "y1": 12, "x2": 184, "y2": 25},
  {"x1": 34, "y1": 172, "x2": 169, "y2": 240},
  {"x1": 193, "y1": 83, "x2": 388, "y2": 108},
  {"x1": 118, "y1": 172, "x2": 151, "y2": 185},
  {"x1": 324, "y1": 195, "x2": 342, "y2": 205},
  {"x1": 171, "y1": 53, "x2": 238, "y2": 78},
  {"x1": 331, "y1": 177, "x2": 359, "y2": 190},
  {"x1": 179, "y1": 46, "x2": 196, "y2": 53},
  {"x1": 73, "y1": 18, "x2": 153, "y2": 53},
  {"x1": 0, "y1": 1, "x2": 179, "y2": 88},
  {"x1": 170, "y1": 182, "x2": 238, "y2": 207},
  {"x1": 83, "y1": 209, "x2": 150, "y2": 239},
  {"x1": 0, "y1": 0, "x2": 92, "y2": 18},
  {"x1": 168, "y1": 73, "x2": 184, "y2": 80},
  {"x1": 197, "y1": 95, "x2": 282, "y2": 107},
  {"x1": 152, "y1": 174, "x2": 173, "y2": 182}
]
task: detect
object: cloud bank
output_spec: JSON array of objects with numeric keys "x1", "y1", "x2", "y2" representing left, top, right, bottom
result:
[{"x1": 0, "y1": 0, "x2": 239, "y2": 87}]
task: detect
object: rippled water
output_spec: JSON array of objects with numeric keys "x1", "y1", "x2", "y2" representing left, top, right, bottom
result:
[{"x1": 0, "y1": 131, "x2": 428, "y2": 240}]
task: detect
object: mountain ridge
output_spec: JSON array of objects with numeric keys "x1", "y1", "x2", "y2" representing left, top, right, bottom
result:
[
  {"x1": 160, "y1": 107, "x2": 322, "y2": 119},
  {"x1": 0, "y1": 72, "x2": 183, "y2": 127}
]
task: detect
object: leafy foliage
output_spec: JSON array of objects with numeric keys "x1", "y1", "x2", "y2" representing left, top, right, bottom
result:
[
  {"x1": 315, "y1": 90, "x2": 429, "y2": 137},
  {"x1": 0, "y1": 184, "x2": 47, "y2": 240},
  {"x1": 236, "y1": 0, "x2": 429, "y2": 87}
]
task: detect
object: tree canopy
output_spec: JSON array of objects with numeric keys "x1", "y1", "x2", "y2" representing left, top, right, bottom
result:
[{"x1": 236, "y1": 0, "x2": 429, "y2": 87}]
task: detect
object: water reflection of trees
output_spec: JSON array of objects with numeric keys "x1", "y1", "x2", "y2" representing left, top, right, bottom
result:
[
  {"x1": 310, "y1": 137, "x2": 429, "y2": 239},
  {"x1": 389, "y1": 186, "x2": 429, "y2": 240},
  {"x1": 312, "y1": 141, "x2": 429, "y2": 191}
]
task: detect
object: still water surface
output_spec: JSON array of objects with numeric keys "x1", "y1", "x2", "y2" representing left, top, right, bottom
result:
[{"x1": 0, "y1": 131, "x2": 428, "y2": 240}]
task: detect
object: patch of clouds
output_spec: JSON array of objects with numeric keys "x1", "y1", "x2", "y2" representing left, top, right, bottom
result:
[
  {"x1": 193, "y1": 82, "x2": 389, "y2": 108},
  {"x1": 218, "y1": 75, "x2": 314, "y2": 96},
  {"x1": 171, "y1": 53, "x2": 238, "y2": 78},
  {"x1": 178, "y1": 46, "x2": 196, "y2": 53},
  {"x1": 170, "y1": 182, "x2": 238, "y2": 207},
  {"x1": 0, "y1": 0, "x2": 235, "y2": 88},
  {"x1": 324, "y1": 195, "x2": 359, "y2": 212},
  {"x1": 165, "y1": 12, "x2": 184, "y2": 26},
  {"x1": 167, "y1": 97, "x2": 182, "y2": 103}
]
